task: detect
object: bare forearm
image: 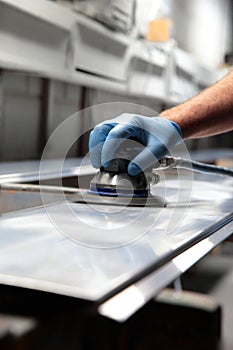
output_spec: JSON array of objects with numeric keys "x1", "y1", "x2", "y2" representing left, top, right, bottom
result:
[{"x1": 161, "y1": 70, "x2": 233, "y2": 139}]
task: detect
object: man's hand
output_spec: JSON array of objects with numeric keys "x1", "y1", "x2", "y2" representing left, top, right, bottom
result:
[{"x1": 89, "y1": 114, "x2": 182, "y2": 176}]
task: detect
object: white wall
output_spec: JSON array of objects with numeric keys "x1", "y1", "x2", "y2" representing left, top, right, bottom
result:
[
  {"x1": 0, "y1": 72, "x2": 82, "y2": 161},
  {"x1": 171, "y1": 0, "x2": 232, "y2": 69},
  {"x1": 46, "y1": 81, "x2": 82, "y2": 158},
  {"x1": 0, "y1": 73, "x2": 41, "y2": 161}
]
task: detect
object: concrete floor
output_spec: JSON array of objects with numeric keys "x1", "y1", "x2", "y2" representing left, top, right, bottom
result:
[{"x1": 182, "y1": 242, "x2": 233, "y2": 350}]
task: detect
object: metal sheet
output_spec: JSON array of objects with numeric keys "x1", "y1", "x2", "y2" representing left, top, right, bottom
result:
[
  {"x1": 0, "y1": 158, "x2": 95, "y2": 183},
  {"x1": 99, "y1": 220, "x2": 233, "y2": 321},
  {"x1": 0, "y1": 171, "x2": 232, "y2": 306}
]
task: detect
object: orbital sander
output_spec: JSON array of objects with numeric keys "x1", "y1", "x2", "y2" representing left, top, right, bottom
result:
[
  {"x1": 86, "y1": 158, "x2": 165, "y2": 207},
  {"x1": 77, "y1": 140, "x2": 166, "y2": 207},
  {"x1": 78, "y1": 154, "x2": 233, "y2": 208}
]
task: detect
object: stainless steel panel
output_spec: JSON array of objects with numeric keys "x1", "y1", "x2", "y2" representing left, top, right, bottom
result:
[
  {"x1": 99, "y1": 220, "x2": 233, "y2": 321},
  {"x1": 0, "y1": 158, "x2": 95, "y2": 184},
  {"x1": 0, "y1": 171, "x2": 232, "y2": 308}
]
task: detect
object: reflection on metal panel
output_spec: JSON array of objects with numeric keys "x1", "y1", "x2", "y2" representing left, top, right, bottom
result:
[
  {"x1": 0, "y1": 172, "x2": 232, "y2": 309},
  {"x1": 99, "y1": 220, "x2": 233, "y2": 321}
]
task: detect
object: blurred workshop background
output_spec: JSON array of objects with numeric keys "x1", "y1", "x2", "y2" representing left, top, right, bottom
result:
[
  {"x1": 0, "y1": 1, "x2": 233, "y2": 350},
  {"x1": 0, "y1": 0, "x2": 232, "y2": 162}
]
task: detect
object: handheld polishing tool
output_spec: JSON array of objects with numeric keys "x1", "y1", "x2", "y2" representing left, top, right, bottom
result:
[
  {"x1": 78, "y1": 154, "x2": 233, "y2": 207},
  {"x1": 80, "y1": 158, "x2": 165, "y2": 207}
]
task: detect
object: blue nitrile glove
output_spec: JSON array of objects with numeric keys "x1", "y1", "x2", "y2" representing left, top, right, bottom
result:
[{"x1": 89, "y1": 114, "x2": 183, "y2": 176}]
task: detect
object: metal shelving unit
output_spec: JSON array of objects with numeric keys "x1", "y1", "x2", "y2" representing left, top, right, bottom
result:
[{"x1": 0, "y1": 0, "x2": 221, "y2": 104}]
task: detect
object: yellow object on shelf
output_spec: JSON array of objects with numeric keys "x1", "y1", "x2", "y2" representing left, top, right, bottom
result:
[{"x1": 146, "y1": 18, "x2": 172, "y2": 42}]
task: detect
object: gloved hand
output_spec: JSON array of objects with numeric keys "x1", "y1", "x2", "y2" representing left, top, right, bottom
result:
[{"x1": 89, "y1": 114, "x2": 183, "y2": 176}]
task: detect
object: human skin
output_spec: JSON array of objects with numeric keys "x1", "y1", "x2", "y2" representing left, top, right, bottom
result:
[{"x1": 160, "y1": 70, "x2": 233, "y2": 138}]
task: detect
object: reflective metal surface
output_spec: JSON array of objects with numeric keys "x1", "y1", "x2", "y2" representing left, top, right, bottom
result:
[
  {"x1": 0, "y1": 170, "x2": 232, "y2": 315},
  {"x1": 99, "y1": 220, "x2": 233, "y2": 321},
  {"x1": 0, "y1": 158, "x2": 96, "y2": 184}
]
